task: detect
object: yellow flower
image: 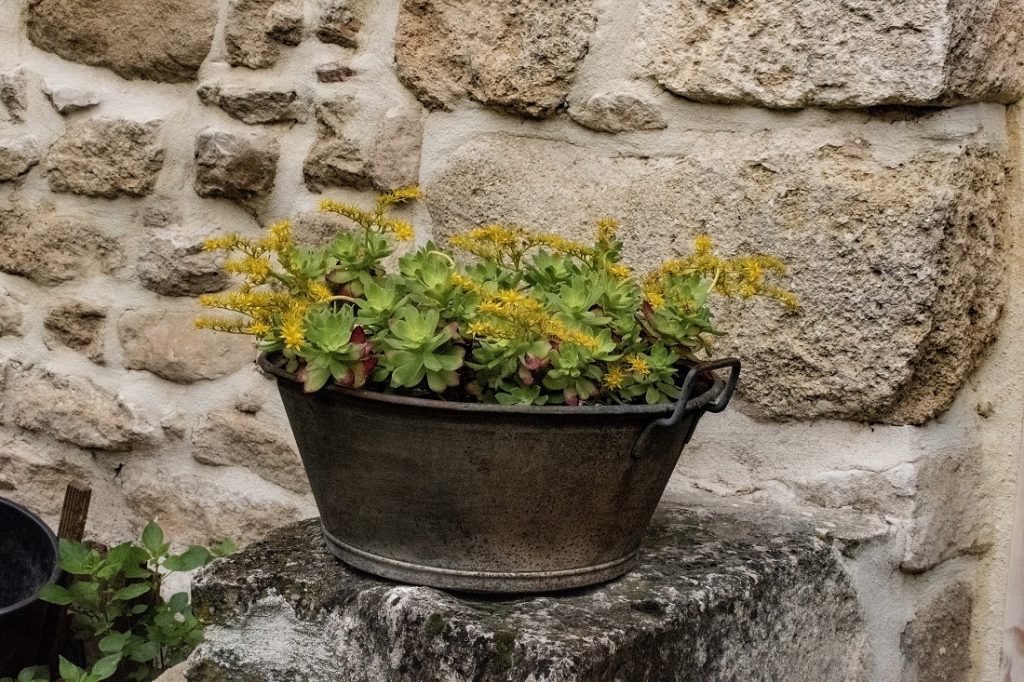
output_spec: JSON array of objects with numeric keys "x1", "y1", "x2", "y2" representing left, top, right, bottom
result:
[
  {"x1": 694, "y1": 234, "x2": 713, "y2": 254},
  {"x1": 596, "y1": 217, "x2": 620, "y2": 242},
  {"x1": 606, "y1": 263, "x2": 632, "y2": 280},
  {"x1": 202, "y1": 234, "x2": 242, "y2": 252},
  {"x1": 387, "y1": 219, "x2": 415, "y2": 242},
  {"x1": 247, "y1": 321, "x2": 271, "y2": 336},
  {"x1": 627, "y1": 355, "x2": 650, "y2": 377},
  {"x1": 603, "y1": 366, "x2": 626, "y2": 390},
  {"x1": 308, "y1": 281, "x2": 334, "y2": 303}
]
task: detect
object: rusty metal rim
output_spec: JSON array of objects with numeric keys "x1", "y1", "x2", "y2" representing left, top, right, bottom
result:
[
  {"x1": 258, "y1": 353, "x2": 725, "y2": 416},
  {"x1": 321, "y1": 527, "x2": 639, "y2": 592}
]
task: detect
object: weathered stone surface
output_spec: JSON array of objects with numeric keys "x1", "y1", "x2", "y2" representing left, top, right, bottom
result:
[
  {"x1": 367, "y1": 111, "x2": 423, "y2": 191},
  {"x1": 193, "y1": 409, "x2": 306, "y2": 493},
  {"x1": 188, "y1": 500, "x2": 867, "y2": 681},
  {"x1": 138, "y1": 226, "x2": 230, "y2": 297},
  {"x1": 44, "y1": 299, "x2": 108, "y2": 364},
  {"x1": 194, "y1": 130, "x2": 279, "y2": 202},
  {"x1": 119, "y1": 308, "x2": 252, "y2": 383},
  {"x1": 7, "y1": 368, "x2": 147, "y2": 451},
  {"x1": 315, "y1": 62, "x2": 355, "y2": 83},
  {"x1": 791, "y1": 465, "x2": 916, "y2": 516},
  {"x1": 315, "y1": 0, "x2": 361, "y2": 48},
  {"x1": 225, "y1": 0, "x2": 303, "y2": 69},
  {"x1": 45, "y1": 118, "x2": 164, "y2": 198},
  {"x1": 426, "y1": 133, "x2": 1006, "y2": 425},
  {"x1": 291, "y1": 210, "x2": 349, "y2": 245},
  {"x1": 197, "y1": 84, "x2": 309, "y2": 125},
  {"x1": 568, "y1": 92, "x2": 667, "y2": 133},
  {"x1": 42, "y1": 81, "x2": 101, "y2": 115},
  {"x1": 900, "y1": 450, "x2": 991, "y2": 572},
  {"x1": 123, "y1": 466, "x2": 313, "y2": 546},
  {"x1": 0, "y1": 68, "x2": 27, "y2": 122},
  {"x1": 0, "y1": 438, "x2": 91, "y2": 518},
  {"x1": 901, "y1": 581, "x2": 973, "y2": 681},
  {"x1": 640, "y1": 0, "x2": 1024, "y2": 109},
  {"x1": 394, "y1": 0, "x2": 597, "y2": 118},
  {"x1": 302, "y1": 97, "x2": 368, "y2": 192},
  {"x1": 27, "y1": 0, "x2": 216, "y2": 83},
  {"x1": 0, "y1": 136, "x2": 40, "y2": 181},
  {"x1": 0, "y1": 289, "x2": 25, "y2": 337},
  {"x1": 0, "y1": 201, "x2": 116, "y2": 285}
]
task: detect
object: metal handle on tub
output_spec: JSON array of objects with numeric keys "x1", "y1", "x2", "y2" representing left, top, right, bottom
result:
[{"x1": 630, "y1": 357, "x2": 741, "y2": 459}]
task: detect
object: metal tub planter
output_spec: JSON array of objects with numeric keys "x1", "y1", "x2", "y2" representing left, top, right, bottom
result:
[{"x1": 260, "y1": 354, "x2": 740, "y2": 593}]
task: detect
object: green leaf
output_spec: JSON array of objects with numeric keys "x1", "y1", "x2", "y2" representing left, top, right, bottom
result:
[
  {"x1": 38, "y1": 583, "x2": 73, "y2": 605},
  {"x1": 141, "y1": 520, "x2": 165, "y2": 558},
  {"x1": 113, "y1": 583, "x2": 151, "y2": 601},
  {"x1": 59, "y1": 657, "x2": 86, "y2": 682},
  {"x1": 58, "y1": 538, "x2": 96, "y2": 575},
  {"x1": 125, "y1": 638, "x2": 160, "y2": 663},
  {"x1": 163, "y1": 545, "x2": 213, "y2": 572},
  {"x1": 98, "y1": 631, "x2": 131, "y2": 654},
  {"x1": 90, "y1": 654, "x2": 121, "y2": 681},
  {"x1": 211, "y1": 538, "x2": 237, "y2": 557}
]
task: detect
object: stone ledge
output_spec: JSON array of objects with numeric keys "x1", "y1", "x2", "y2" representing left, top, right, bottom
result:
[{"x1": 186, "y1": 499, "x2": 868, "y2": 681}]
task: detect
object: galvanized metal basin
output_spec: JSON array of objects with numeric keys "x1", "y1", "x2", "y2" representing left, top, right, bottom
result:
[{"x1": 259, "y1": 354, "x2": 739, "y2": 593}]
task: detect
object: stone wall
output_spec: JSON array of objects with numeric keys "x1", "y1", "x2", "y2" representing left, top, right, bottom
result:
[{"x1": 0, "y1": 0, "x2": 1021, "y2": 679}]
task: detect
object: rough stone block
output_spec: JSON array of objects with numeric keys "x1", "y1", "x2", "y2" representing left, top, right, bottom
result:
[
  {"x1": 197, "y1": 84, "x2": 309, "y2": 125},
  {"x1": 640, "y1": 0, "x2": 1024, "y2": 109},
  {"x1": 7, "y1": 368, "x2": 148, "y2": 452},
  {"x1": 187, "y1": 501, "x2": 867, "y2": 680},
  {"x1": 568, "y1": 92, "x2": 667, "y2": 133},
  {"x1": 192, "y1": 409, "x2": 306, "y2": 494},
  {"x1": 118, "y1": 308, "x2": 253, "y2": 383},
  {"x1": 45, "y1": 118, "x2": 164, "y2": 198},
  {"x1": 44, "y1": 298, "x2": 108, "y2": 364},
  {"x1": 0, "y1": 289, "x2": 25, "y2": 337},
  {"x1": 315, "y1": 62, "x2": 355, "y2": 84},
  {"x1": 315, "y1": 0, "x2": 362, "y2": 48},
  {"x1": 394, "y1": 0, "x2": 597, "y2": 118},
  {"x1": 27, "y1": 0, "x2": 216, "y2": 83},
  {"x1": 194, "y1": 130, "x2": 279, "y2": 202},
  {"x1": 138, "y1": 226, "x2": 230, "y2": 297},
  {"x1": 225, "y1": 0, "x2": 303, "y2": 69},
  {"x1": 42, "y1": 81, "x2": 101, "y2": 115},
  {"x1": 0, "y1": 136, "x2": 40, "y2": 182},
  {"x1": 0, "y1": 68, "x2": 27, "y2": 122},
  {"x1": 901, "y1": 581, "x2": 973, "y2": 681},
  {"x1": 425, "y1": 132, "x2": 1006, "y2": 425},
  {"x1": 0, "y1": 438, "x2": 91, "y2": 518},
  {"x1": 0, "y1": 200, "x2": 117, "y2": 285}
]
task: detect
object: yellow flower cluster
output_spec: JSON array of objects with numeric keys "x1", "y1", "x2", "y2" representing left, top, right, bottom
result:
[
  {"x1": 643, "y1": 235, "x2": 798, "y2": 310},
  {"x1": 319, "y1": 195, "x2": 416, "y2": 242},
  {"x1": 603, "y1": 365, "x2": 626, "y2": 390},
  {"x1": 452, "y1": 275, "x2": 600, "y2": 351},
  {"x1": 450, "y1": 224, "x2": 592, "y2": 268}
]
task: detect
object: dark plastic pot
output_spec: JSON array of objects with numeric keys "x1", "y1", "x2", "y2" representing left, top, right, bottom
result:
[
  {"x1": 260, "y1": 354, "x2": 740, "y2": 593},
  {"x1": 0, "y1": 497, "x2": 60, "y2": 676}
]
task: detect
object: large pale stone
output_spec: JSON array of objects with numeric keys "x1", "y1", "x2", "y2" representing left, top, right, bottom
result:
[
  {"x1": 425, "y1": 133, "x2": 1006, "y2": 424},
  {"x1": 640, "y1": 0, "x2": 1024, "y2": 109},
  {"x1": 901, "y1": 581, "x2": 973, "y2": 681},
  {"x1": 0, "y1": 136, "x2": 40, "y2": 182},
  {"x1": 27, "y1": 0, "x2": 216, "y2": 83},
  {"x1": 138, "y1": 226, "x2": 230, "y2": 297},
  {"x1": 188, "y1": 500, "x2": 868, "y2": 680},
  {"x1": 225, "y1": 0, "x2": 303, "y2": 69},
  {"x1": 8, "y1": 369, "x2": 148, "y2": 451},
  {"x1": 0, "y1": 438, "x2": 91, "y2": 518},
  {"x1": 123, "y1": 466, "x2": 313, "y2": 546},
  {"x1": 195, "y1": 130, "x2": 279, "y2": 202},
  {"x1": 118, "y1": 308, "x2": 253, "y2": 383},
  {"x1": 44, "y1": 298, "x2": 108, "y2": 364},
  {"x1": 193, "y1": 409, "x2": 307, "y2": 493},
  {"x1": 0, "y1": 201, "x2": 116, "y2": 285},
  {"x1": 367, "y1": 111, "x2": 423, "y2": 191},
  {"x1": 197, "y1": 84, "x2": 309, "y2": 125},
  {"x1": 394, "y1": 0, "x2": 597, "y2": 118},
  {"x1": 45, "y1": 119, "x2": 164, "y2": 198}
]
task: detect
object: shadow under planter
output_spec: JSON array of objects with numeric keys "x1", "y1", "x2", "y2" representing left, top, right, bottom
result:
[{"x1": 186, "y1": 497, "x2": 869, "y2": 681}]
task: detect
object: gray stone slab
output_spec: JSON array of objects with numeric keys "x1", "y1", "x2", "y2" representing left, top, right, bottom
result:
[{"x1": 187, "y1": 500, "x2": 868, "y2": 681}]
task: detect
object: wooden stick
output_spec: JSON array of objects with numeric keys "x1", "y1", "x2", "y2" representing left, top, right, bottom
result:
[{"x1": 43, "y1": 481, "x2": 92, "y2": 666}]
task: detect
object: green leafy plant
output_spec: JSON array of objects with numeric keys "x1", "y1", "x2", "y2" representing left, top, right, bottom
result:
[
  {"x1": 36, "y1": 521, "x2": 234, "y2": 682},
  {"x1": 1, "y1": 666, "x2": 51, "y2": 682},
  {"x1": 197, "y1": 189, "x2": 796, "y2": 405}
]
